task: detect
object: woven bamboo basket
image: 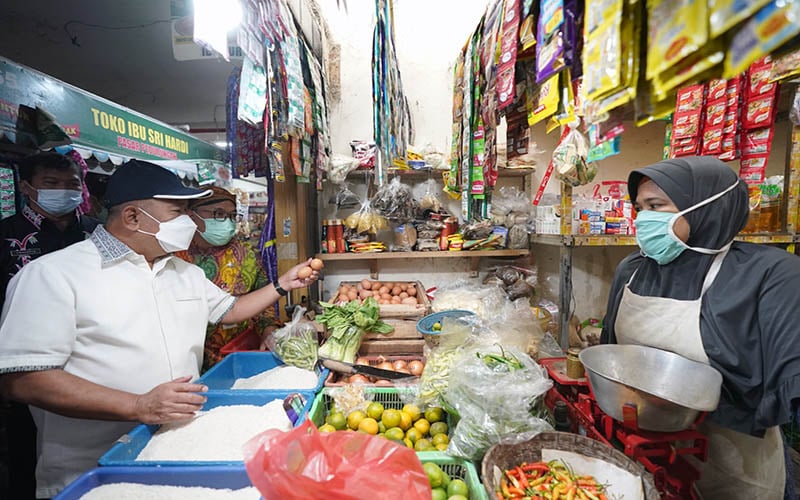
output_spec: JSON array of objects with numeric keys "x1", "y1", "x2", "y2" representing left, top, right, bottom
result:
[{"x1": 482, "y1": 432, "x2": 659, "y2": 500}]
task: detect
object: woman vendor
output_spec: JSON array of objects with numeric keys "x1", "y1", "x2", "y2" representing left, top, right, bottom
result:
[{"x1": 601, "y1": 156, "x2": 799, "y2": 499}]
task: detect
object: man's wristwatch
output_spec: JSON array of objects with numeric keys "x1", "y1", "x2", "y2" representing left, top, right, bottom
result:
[{"x1": 275, "y1": 283, "x2": 289, "y2": 296}]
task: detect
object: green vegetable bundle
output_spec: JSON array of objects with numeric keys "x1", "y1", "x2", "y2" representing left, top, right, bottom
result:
[
  {"x1": 267, "y1": 307, "x2": 319, "y2": 370},
  {"x1": 317, "y1": 297, "x2": 393, "y2": 363}
]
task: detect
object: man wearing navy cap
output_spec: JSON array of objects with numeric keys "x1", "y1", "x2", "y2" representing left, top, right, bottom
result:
[{"x1": 0, "y1": 159, "x2": 318, "y2": 498}]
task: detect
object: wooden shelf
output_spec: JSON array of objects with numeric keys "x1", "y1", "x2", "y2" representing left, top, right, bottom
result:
[
  {"x1": 317, "y1": 249, "x2": 530, "y2": 261},
  {"x1": 317, "y1": 249, "x2": 530, "y2": 279},
  {"x1": 531, "y1": 233, "x2": 796, "y2": 247},
  {"x1": 343, "y1": 167, "x2": 536, "y2": 180}
]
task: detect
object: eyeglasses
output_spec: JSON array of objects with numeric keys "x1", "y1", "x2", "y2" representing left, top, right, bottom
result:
[{"x1": 194, "y1": 208, "x2": 237, "y2": 222}]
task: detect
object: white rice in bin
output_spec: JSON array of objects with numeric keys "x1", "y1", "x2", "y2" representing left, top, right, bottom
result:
[
  {"x1": 136, "y1": 400, "x2": 291, "y2": 461},
  {"x1": 231, "y1": 365, "x2": 318, "y2": 390},
  {"x1": 80, "y1": 484, "x2": 260, "y2": 499}
]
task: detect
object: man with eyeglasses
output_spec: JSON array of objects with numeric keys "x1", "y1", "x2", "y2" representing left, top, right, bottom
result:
[
  {"x1": 177, "y1": 186, "x2": 280, "y2": 370},
  {"x1": 0, "y1": 160, "x2": 317, "y2": 498}
]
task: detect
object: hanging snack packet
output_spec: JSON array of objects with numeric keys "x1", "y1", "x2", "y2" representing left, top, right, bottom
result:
[
  {"x1": 709, "y1": 0, "x2": 771, "y2": 38},
  {"x1": 741, "y1": 127, "x2": 774, "y2": 157},
  {"x1": 724, "y1": 0, "x2": 800, "y2": 78},
  {"x1": 497, "y1": 0, "x2": 521, "y2": 111},
  {"x1": 528, "y1": 73, "x2": 560, "y2": 125},
  {"x1": 646, "y1": 0, "x2": 708, "y2": 81},
  {"x1": 536, "y1": 0, "x2": 566, "y2": 83},
  {"x1": 770, "y1": 47, "x2": 800, "y2": 83},
  {"x1": 739, "y1": 154, "x2": 768, "y2": 184}
]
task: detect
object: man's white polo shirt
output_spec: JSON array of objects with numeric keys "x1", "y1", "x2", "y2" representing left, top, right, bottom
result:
[{"x1": 0, "y1": 226, "x2": 236, "y2": 498}]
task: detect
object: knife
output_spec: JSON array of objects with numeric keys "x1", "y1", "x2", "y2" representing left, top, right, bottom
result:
[{"x1": 320, "y1": 358, "x2": 415, "y2": 380}]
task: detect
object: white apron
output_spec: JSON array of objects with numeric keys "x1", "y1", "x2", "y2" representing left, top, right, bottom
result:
[{"x1": 614, "y1": 250, "x2": 785, "y2": 500}]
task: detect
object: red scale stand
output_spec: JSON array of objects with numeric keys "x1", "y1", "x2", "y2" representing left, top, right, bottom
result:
[{"x1": 540, "y1": 357, "x2": 708, "y2": 499}]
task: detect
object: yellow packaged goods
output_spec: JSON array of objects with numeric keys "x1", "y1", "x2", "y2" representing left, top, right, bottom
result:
[
  {"x1": 652, "y1": 42, "x2": 725, "y2": 99},
  {"x1": 527, "y1": 73, "x2": 560, "y2": 126},
  {"x1": 709, "y1": 0, "x2": 772, "y2": 38},
  {"x1": 583, "y1": 12, "x2": 623, "y2": 101},
  {"x1": 724, "y1": 0, "x2": 800, "y2": 78},
  {"x1": 646, "y1": 0, "x2": 708, "y2": 80}
]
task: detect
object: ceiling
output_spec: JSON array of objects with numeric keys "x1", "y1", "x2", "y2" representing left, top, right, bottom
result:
[{"x1": 0, "y1": 0, "x2": 239, "y2": 139}]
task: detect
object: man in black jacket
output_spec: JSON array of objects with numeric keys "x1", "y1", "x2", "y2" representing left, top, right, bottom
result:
[{"x1": 0, "y1": 151, "x2": 98, "y2": 500}]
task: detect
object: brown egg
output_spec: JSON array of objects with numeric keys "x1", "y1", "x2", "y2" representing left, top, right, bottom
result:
[
  {"x1": 347, "y1": 290, "x2": 358, "y2": 301},
  {"x1": 310, "y1": 258, "x2": 324, "y2": 270},
  {"x1": 399, "y1": 292, "x2": 409, "y2": 299},
  {"x1": 391, "y1": 286, "x2": 402, "y2": 296},
  {"x1": 361, "y1": 279, "x2": 372, "y2": 290},
  {"x1": 296, "y1": 266, "x2": 313, "y2": 279},
  {"x1": 378, "y1": 286, "x2": 390, "y2": 295},
  {"x1": 406, "y1": 286, "x2": 417, "y2": 296}
]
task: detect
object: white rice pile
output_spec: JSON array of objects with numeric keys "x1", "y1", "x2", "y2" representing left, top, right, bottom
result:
[
  {"x1": 231, "y1": 365, "x2": 318, "y2": 390},
  {"x1": 136, "y1": 400, "x2": 291, "y2": 461},
  {"x1": 80, "y1": 484, "x2": 260, "y2": 500}
]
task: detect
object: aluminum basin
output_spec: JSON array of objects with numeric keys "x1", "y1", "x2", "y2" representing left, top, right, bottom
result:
[{"x1": 579, "y1": 344, "x2": 723, "y2": 432}]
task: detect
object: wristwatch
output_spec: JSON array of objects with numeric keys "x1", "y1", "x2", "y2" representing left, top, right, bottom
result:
[{"x1": 275, "y1": 283, "x2": 289, "y2": 297}]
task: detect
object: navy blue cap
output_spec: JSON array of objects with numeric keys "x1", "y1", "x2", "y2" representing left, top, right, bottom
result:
[{"x1": 104, "y1": 159, "x2": 212, "y2": 207}]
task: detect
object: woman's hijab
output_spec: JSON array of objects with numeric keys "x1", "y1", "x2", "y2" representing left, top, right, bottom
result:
[{"x1": 627, "y1": 156, "x2": 749, "y2": 299}]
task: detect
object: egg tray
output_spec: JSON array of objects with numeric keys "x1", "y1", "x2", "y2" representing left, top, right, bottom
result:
[
  {"x1": 330, "y1": 280, "x2": 431, "y2": 319},
  {"x1": 323, "y1": 355, "x2": 424, "y2": 387}
]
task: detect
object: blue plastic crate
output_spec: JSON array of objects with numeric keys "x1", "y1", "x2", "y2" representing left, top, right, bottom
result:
[
  {"x1": 55, "y1": 466, "x2": 258, "y2": 500},
  {"x1": 199, "y1": 352, "x2": 328, "y2": 393},
  {"x1": 98, "y1": 391, "x2": 314, "y2": 467}
]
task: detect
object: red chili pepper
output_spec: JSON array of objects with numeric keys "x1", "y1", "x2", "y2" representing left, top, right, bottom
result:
[
  {"x1": 516, "y1": 466, "x2": 530, "y2": 489},
  {"x1": 522, "y1": 463, "x2": 552, "y2": 472}
]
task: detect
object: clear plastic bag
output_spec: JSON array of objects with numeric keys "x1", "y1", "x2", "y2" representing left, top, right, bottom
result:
[
  {"x1": 326, "y1": 154, "x2": 360, "y2": 184},
  {"x1": 553, "y1": 123, "x2": 598, "y2": 187},
  {"x1": 266, "y1": 307, "x2": 318, "y2": 371},
  {"x1": 331, "y1": 182, "x2": 361, "y2": 209},
  {"x1": 415, "y1": 316, "x2": 476, "y2": 408},
  {"x1": 243, "y1": 420, "x2": 431, "y2": 500},
  {"x1": 371, "y1": 177, "x2": 419, "y2": 222},
  {"x1": 444, "y1": 344, "x2": 554, "y2": 461},
  {"x1": 344, "y1": 200, "x2": 388, "y2": 235}
]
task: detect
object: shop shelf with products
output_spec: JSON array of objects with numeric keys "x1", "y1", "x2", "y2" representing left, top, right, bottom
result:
[{"x1": 533, "y1": 118, "x2": 800, "y2": 350}]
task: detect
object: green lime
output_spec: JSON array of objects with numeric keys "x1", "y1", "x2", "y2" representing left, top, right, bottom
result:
[
  {"x1": 431, "y1": 488, "x2": 447, "y2": 500},
  {"x1": 423, "y1": 462, "x2": 443, "y2": 488},
  {"x1": 429, "y1": 421, "x2": 448, "y2": 436},
  {"x1": 447, "y1": 479, "x2": 469, "y2": 497}
]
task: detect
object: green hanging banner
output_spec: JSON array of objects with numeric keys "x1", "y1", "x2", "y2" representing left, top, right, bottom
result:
[{"x1": 0, "y1": 56, "x2": 223, "y2": 163}]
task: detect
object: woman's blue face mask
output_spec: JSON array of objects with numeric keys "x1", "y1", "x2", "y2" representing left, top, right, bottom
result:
[{"x1": 634, "y1": 181, "x2": 740, "y2": 265}]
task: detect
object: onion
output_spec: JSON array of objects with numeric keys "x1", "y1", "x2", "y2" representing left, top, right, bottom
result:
[
  {"x1": 348, "y1": 374, "x2": 370, "y2": 384},
  {"x1": 396, "y1": 368, "x2": 411, "y2": 375},
  {"x1": 392, "y1": 359, "x2": 408, "y2": 371},
  {"x1": 408, "y1": 360, "x2": 424, "y2": 376},
  {"x1": 374, "y1": 379, "x2": 393, "y2": 387},
  {"x1": 355, "y1": 356, "x2": 370, "y2": 365},
  {"x1": 376, "y1": 361, "x2": 394, "y2": 371}
]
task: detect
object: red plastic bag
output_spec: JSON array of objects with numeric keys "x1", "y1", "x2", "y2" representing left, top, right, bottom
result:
[{"x1": 243, "y1": 420, "x2": 432, "y2": 500}]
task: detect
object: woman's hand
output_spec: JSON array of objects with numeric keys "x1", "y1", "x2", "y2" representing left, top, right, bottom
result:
[{"x1": 279, "y1": 258, "x2": 320, "y2": 290}]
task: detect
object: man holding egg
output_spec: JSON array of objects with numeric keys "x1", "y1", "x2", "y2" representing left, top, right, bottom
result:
[{"x1": 0, "y1": 160, "x2": 320, "y2": 498}]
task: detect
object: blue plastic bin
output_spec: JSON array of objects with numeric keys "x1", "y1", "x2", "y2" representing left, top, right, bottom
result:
[
  {"x1": 199, "y1": 352, "x2": 328, "y2": 393},
  {"x1": 98, "y1": 391, "x2": 314, "y2": 467},
  {"x1": 54, "y1": 466, "x2": 258, "y2": 499}
]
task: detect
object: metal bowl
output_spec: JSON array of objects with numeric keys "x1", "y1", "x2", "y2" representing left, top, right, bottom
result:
[{"x1": 579, "y1": 344, "x2": 723, "y2": 432}]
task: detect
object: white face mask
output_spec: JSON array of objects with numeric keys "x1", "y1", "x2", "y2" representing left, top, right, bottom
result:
[{"x1": 136, "y1": 208, "x2": 197, "y2": 253}]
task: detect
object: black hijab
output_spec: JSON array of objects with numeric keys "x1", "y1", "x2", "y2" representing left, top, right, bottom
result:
[
  {"x1": 624, "y1": 156, "x2": 749, "y2": 300},
  {"x1": 603, "y1": 156, "x2": 800, "y2": 436}
]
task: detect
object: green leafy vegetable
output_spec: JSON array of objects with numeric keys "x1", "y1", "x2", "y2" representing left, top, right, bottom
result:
[{"x1": 316, "y1": 297, "x2": 393, "y2": 363}]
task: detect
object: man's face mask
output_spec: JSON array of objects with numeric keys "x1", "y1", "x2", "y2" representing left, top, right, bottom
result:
[
  {"x1": 31, "y1": 188, "x2": 83, "y2": 216},
  {"x1": 136, "y1": 208, "x2": 197, "y2": 253}
]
